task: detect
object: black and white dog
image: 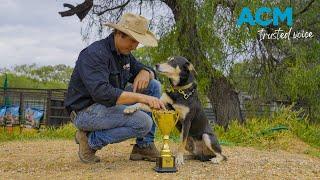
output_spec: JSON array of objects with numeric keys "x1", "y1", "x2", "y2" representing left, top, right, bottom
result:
[{"x1": 124, "y1": 56, "x2": 227, "y2": 166}]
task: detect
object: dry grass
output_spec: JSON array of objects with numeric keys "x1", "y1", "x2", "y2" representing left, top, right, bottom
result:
[{"x1": 0, "y1": 139, "x2": 319, "y2": 179}]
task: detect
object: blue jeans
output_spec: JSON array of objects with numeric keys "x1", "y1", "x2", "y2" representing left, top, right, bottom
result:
[{"x1": 74, "y1": 79, "x2": 161, "y2": 150}]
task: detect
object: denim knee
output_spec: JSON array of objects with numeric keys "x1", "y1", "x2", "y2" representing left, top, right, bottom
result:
[
  {"x1": 133, "y1": 111, "x2": 153, "y2": 137},
  {"x1": 146, "y1": 79, "x2": 161, "y2": 98},
  {"x1": 149, "y1": 79, "x2": 161, "y2": 90},
  {"x1": 73, "y1": 113, "x2": 86, "y2": 130}
]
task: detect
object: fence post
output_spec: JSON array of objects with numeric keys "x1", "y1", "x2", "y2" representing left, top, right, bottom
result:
[
  {"x1": 46, "y1": 90, "x2": 52, "y2": 126},
  {"x1": 19, "y1": 92, "x2": 24, "y2": 133}
]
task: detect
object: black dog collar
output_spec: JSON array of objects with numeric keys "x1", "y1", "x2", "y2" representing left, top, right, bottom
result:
[{"x1": 167, "y1": 83, "x2": 196, "y2": 100}]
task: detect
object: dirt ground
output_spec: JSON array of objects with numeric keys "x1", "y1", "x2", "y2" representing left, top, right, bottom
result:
[{"x1": 0, "y1": 139, "x2": 319, "y2": 179}]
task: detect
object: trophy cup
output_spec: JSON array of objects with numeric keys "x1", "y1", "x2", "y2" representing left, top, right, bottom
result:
[{"x1": 152, "y1": 110, "x2": 179, "y2": 173}]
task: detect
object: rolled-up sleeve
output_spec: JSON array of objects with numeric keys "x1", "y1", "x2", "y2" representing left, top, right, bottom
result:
[{"x1": 77, "y1": 50, "x2": 123, "y2": 107}]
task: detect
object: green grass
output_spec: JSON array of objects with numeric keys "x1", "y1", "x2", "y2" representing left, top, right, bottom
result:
[{"x1": 0, "y1": 123, "x2": 76, "y2": 142}]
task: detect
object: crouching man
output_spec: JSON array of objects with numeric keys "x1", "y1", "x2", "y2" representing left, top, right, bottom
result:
[{"x1": 64, "y1": 13, "x2": 165, "y2": 163}]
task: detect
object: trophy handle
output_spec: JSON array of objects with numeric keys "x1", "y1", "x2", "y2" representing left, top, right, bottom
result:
[
  {"x1": 175, "y1": 112, "x2": 180, "y2": 124},
  {"x1": 152, "y1": 110, "x2": 157, "y2": 125}
]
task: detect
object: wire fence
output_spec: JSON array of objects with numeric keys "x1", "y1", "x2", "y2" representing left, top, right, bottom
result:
[
  {"x1": 0, "y1": 88, "x2": 70, "y2": 130},
  {"x1": 0, "y1": 88, "x2": 310, "y2": 130}
]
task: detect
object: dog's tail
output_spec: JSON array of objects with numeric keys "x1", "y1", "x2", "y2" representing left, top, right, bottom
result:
[
  {"x1": 203, "y1": 133, "x2": 221, "y2": 153},
  {"x1": 203, "y1": 133, "x2": 227, "y2": 161}
]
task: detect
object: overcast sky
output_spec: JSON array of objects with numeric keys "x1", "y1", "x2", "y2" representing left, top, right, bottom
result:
[{"x1": 0, "y1": 0, "x2": 88, "y2": 69}]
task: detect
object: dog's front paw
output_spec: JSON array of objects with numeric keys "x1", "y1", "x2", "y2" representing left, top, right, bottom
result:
[
  {"x1": 175, "y1": 153, "x2": 184, "y2": 166},
  {"x1": 123, "y1": 105, "x2": 138, "y2": 114},
  {"x1": 210, "y1": 157, "x2": 221, "y2": 164},
  {"x1": 210, "y1": 154, "x2": 226, "y2": 164}
]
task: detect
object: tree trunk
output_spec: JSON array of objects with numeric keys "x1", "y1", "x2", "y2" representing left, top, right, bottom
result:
[
  {"x1": 208, "y1": 75, "x2": 244, "y2": 129},
  {"x1": 164, "y1": 0, "x2": 244, "y2": 129}
]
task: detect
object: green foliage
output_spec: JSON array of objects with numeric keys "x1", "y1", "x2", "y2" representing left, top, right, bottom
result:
[
  {"x1": 0, "y1": 73, "x2": 67, "y2": 89},
  {"x1": 214, "y1": 105, "x2": 320, "y2": 157},
  {"x1": 272, "y1": 105, "x2": 320, "y2": 147},
  {"x1": 133, "y1": 29, "x2": 180, "y2": 65},
  {"x1": 229, "y1": 1, "x2": 320, "y2": 122},
  {"x1": 11, "y1": 64, "x2": 73, "y2": 84},
  {"x1": 133, "y1": 29, "x2": 182, "y2": 91},
  {"x1": 281, "y1": 41, "x2": 320, "y2": 122},
  {"x1": 0, "y1": 64, "x2": 72, "y2": 89},
  {"x1": 230, "y1": 42, "x2": 320, "y2": 122}
]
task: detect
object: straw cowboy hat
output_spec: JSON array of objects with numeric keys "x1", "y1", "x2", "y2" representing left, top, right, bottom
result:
[{"x1": 104, "y1": 13, "x2": 158, "y2": 47}]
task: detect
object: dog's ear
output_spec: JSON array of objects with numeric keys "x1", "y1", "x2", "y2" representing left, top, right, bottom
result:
[{"x1": 187, "y1": 63, "x2": 198, "y2": 76}]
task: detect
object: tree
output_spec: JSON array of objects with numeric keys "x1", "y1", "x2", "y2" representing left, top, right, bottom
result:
[
  {"x1": 11, "y1": 64, "x2": 73, "y2": 84},
  {"x1": 59, "y1": 0, "x2": 245, "y2": 129},
  {"x1": 59, "y1": 0, "x2": 320, "y2": 124},
  {"x1": 234, "y1": 1, "x2": 319, "y2": 122}
]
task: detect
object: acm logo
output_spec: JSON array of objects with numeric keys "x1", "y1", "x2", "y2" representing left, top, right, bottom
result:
[{"x1": 237, "y1": 7, "x2": 293, "y2": 27}]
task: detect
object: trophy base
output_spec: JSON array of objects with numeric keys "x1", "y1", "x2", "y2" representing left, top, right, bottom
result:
[
  {"x1": 154, "y1": 156, "x2": 177, "y2": 173},
  {"x1": 153, "y1": 166, "x2": 177, "y2": 173}
]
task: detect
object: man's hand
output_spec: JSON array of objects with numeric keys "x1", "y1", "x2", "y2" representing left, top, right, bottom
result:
[
  {"x1": 142, "y1": 96, "x2": 166, "y2": 110},
  {"x1": 133, "y1": 69, "x2": 152, "y2": 93}
]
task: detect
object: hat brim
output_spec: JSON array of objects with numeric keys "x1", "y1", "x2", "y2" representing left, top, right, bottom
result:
[{"x1": 104, "y1": 23, "x2": 158, "y2": 47}]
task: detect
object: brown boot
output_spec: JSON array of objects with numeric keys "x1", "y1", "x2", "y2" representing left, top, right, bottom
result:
[
  {"x1": 75, "y1": 130, "x2": 100, "y2": 163},
  {"x1": 129, "y1": 143, "x2": 160, "y2": 162}
]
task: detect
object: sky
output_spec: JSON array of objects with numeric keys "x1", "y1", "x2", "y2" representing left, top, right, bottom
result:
[{"x1": 0, "y1": 0, "x2": 87, "y2": 69}]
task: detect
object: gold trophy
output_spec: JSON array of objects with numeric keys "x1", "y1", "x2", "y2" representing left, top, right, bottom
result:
[{"x1": 152, "y1": 110, "x2": 179, "y2": 173}]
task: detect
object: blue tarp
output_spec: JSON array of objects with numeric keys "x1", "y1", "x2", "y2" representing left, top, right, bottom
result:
[
  {"x1": 0, "y1": 105, "x2": 44, "y2": 129},
  {"x1": 24, "y1": 107, "x2": 44, "y2": 129},
  {"x1": 5, "y1": 105, "x2": 19, "y2": 125},
  {"x1": 0, "y1": 106, "x2": 6, "y2": 125}
]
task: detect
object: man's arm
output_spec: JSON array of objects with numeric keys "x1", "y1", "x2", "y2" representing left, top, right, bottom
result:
[
  {"x1": 78, "y1": 49, "x2": 164, "y2": 109},
  {"x1": 141, "y1": 67, "x2": 155, "y2": 79},
  {"x1": 116, "y1": 91, "x2": 165, "y2": 110},
  {"x1": 128, "y1": 55, "x2": 156, "y2": 82},
  {"x1": 116, "y1": 91, "x2": 147, "y2": 105},
  {"x1": 129, "y1": 55, "x2": 157, "y2": 92}
]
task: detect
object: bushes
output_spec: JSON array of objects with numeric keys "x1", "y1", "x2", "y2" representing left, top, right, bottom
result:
[{"x1": 215, "y1": 105, "x2": 320, "y2": 156}]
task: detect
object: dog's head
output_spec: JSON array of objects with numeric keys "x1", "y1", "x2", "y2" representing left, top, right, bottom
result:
[{"x1": 156, "y1": 56, "x2": 197, "y2": 86}]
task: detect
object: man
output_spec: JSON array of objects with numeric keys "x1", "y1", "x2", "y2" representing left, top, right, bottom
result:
[{"x1": 64, "y1": 13, "x2": 165, "y2": 163}]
